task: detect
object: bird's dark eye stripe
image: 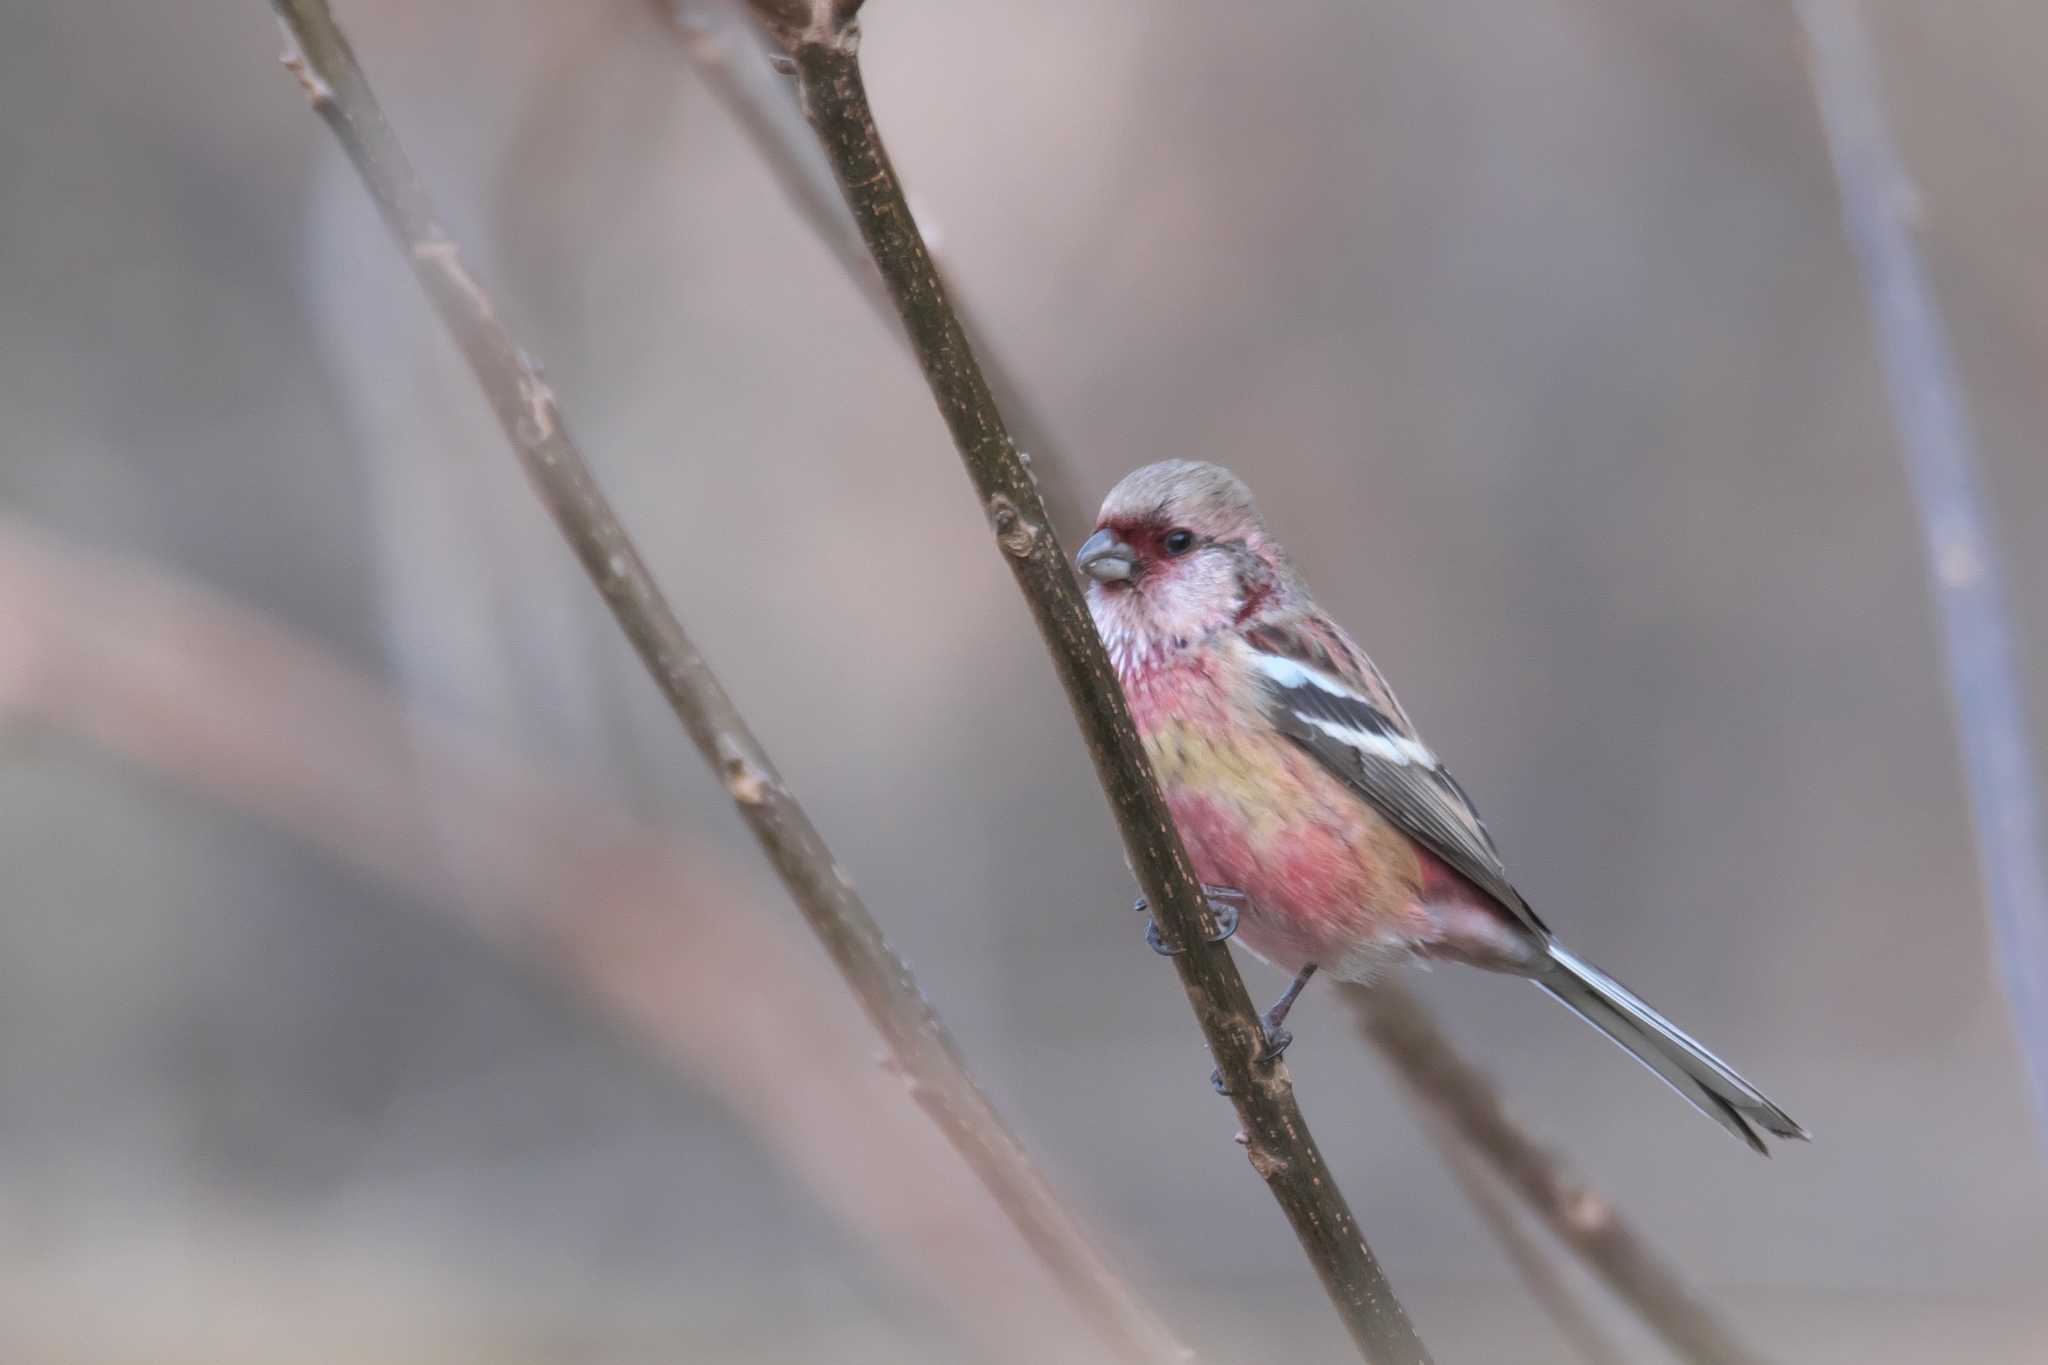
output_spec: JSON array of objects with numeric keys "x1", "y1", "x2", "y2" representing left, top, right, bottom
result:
[{"x1": 1162, "y1": 528, "x2": 1196, "y2": 556}]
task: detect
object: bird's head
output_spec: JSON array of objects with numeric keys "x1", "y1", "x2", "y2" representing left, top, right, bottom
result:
[{"x1": 1076, "y1": 460, "x2": 1288, "y2": 666}]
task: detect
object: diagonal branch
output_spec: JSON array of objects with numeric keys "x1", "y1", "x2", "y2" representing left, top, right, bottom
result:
[
  {"x1": 1348, "y1": 982, "x2": 1771, "y2": 1365},
  {"x1": 749, "y1": 5, "x2": 1430, "y2": 1360},
  {"x1": 1795, "y1": 0, "x2": 2048, "y2": 1138},
  {"x1": 1427, "y1": 1113, "x2": 1629, "y2": 1365},
  {"x1": 0, "y1": 515, "x2": 1130, "y2": 1365},
  {"x1": 659, "y1": 0, "x2": 1089, "y2": 536},
  {"x1": 265, "y1": 5, "x2": 1187, "y2": 1362},
  {"x1": 655, "y1": 9, "x2": 1779, "y2": 1364}
]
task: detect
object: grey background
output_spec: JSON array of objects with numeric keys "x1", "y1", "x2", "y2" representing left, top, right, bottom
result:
[{"x1": 3, "y1": 1, "x2": 2046, "y2": 1360}]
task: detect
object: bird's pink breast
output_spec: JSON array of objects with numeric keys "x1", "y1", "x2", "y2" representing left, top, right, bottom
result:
[{"x1": 1121, "y1": 649, "x2": 1432, "y2": 978}]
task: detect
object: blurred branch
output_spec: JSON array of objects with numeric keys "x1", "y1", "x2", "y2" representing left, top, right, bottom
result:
[
  {"x1": 663, "y1": 1, "x2": 872, "y2": 313},
  {"x1": 657, "y1": 0, "x2": 1088, "y2": 536},
  {"x1": 1430, "y1": 1115, "x2": 1628, "y2": 1365},
  {"x1": 265, "y1": 5, "x2": 1188, "y2": 1363},
  {"x1": 0, "y1": 514, "x2": 1141, "y2": 1365},
  {"x1": 1349, "y1": 983, "x2": 1771, "y2": 1365},
  {"x1": 651, "y1": 14, "x2": 1728, "y2": 1317},
  {"x1": 1796, "y1": 0, "x2": 2048, "y2": 1134},
  {"x1": 689, "y1": 4, "x2": 1771, "y2": 1361},
  {"x1": 750, "y1": 8, "x2": 1429, "y2": 1362}
]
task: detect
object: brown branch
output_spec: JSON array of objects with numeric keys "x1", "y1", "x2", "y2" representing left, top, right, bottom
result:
[
  {"x1": 265, "y1": 5, "x2": 1187, "y2": 1363},
  {"x1": 1348, "y1": 982, "x2": 1772, "y2": 1365},
  {"x1": 1429, "y1": 1117, "x2": 1629, "y2": 1365},
  {"x1": 659, "y1": 0, "x2": 1088, "y2": 536},
  {"x1": 751, "y1": 6, "x2": 1429, "y2": 1360},
  {"x1": 0, "y1": 515, "x2": 1127, "y2": 1365},
  {"x1": 657, "y1": 7, "x2": 1781, "y2": 1364}
]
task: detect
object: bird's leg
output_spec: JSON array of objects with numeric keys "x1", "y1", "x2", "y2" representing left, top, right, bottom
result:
[
  {"x1": 1255, "y1": 964, "x2": 1317, "y2": 1062},
  {"x1": 1135, "y1": 884, "x2": 1245, "y2": 955},
  {"x1": 1211, "y1": 964, "x2": 1317, "y2": 1096}
]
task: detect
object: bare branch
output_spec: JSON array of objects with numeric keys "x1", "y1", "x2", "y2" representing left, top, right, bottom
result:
[
  {"x1": 752, "y1": 14, "x2": 1430, "y2": 1361},
  {"x1": 265, "y1": 5, "x2": 1188, "y2": 1361},
  {"x1": 1348, "y1": 983, "x2": 1772, "y2": 1365},
  {"x1": 0, "y1": 515, "x2": 1130, "y2": 1365},
  {"x1": 1429, "y1": 1119, "x2": 1629, "y2": 1365},
  {"x1": 658, "y1": 0, "x2": 1089, "y2": 534},
  {"x1": 1796, "y1": 0, "x2": 2048, "y2": 1135},
  {"x1": 744, "y1": 0, "x2": 859, "y2": 55},
  {"x1": 654, "y1": 8, "x2": 1791, "y2": 1362}
]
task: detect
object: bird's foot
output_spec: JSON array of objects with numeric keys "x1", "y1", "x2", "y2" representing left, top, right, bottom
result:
[
  {"x1": 1136, "y1": 885, "x2": 1245, "y2": 955},
  {"x1": 1211, "y1": 965, "x2": 1317, "y2": 1096},
  {"x1": 1209, "y1": 1027, "x2": 1295, "y2": 1096}
]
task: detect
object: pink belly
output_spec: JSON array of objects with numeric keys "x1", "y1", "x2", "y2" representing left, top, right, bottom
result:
[
  {"x1": 1126, "y1": 667, "x2": 1431, "y2": 980},
  {"x1": 1165, "y1": 784, "x2": 1430, "y2": 981}
]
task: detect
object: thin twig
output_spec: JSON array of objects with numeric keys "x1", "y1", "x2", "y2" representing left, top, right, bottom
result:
[
  {"x1": 1428, "y1": 1117, "x2": 1629, "y2": 1365},
  {"x1": 266, "y1": 6, "x2": 1188, "y2": 1362},
  {"x1": 748, "y1": 5, "x2": 1430, "y2": 1361},
  {"x1": 1795, "y1": 0, "x2": 2048, "y2": 1134},
  {"x1": 0, "y1": 515, "x2": 1150, "y2": 1365},
  {"x1": 653, "y1": 7, "x2": 1778, "y2": 1361},
  {"x1": 665, "y1": 1, "x2": 879, "y2": 309},
  {"x1": 659, "y1": 0, "x2": 1089, "y2": 536},
  {"x1": 1348, "y1": 982, "x2": 1771, "y2": 1365}
]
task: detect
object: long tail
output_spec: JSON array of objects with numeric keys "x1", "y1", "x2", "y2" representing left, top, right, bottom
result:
[{"x1": 1536, "y1": 943, "x2": 1808, "y2": 1154}]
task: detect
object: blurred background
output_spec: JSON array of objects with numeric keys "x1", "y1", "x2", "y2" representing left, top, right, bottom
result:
[{"x1": 4, "y1": 1, "x2": 2046, "y2": 1361}]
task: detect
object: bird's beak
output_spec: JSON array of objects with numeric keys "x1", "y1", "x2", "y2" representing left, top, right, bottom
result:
[{"x1": 1075, "y1": 528, "x2": 1136, "y2": 582}]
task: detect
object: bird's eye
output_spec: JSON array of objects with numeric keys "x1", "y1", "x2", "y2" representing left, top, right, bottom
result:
[{"x1": 1161, "y1": 529, "x2": 1196, "y2": 557}]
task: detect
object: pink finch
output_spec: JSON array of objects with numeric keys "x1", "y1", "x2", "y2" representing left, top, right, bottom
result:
[{"x1": 1079, "y1": 460, "x2": 1804, "y2": 1152}]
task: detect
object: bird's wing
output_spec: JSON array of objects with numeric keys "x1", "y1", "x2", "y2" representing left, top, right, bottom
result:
[{"x1": 1242, "y1": 620, "x2": 1549, "y2": 938}]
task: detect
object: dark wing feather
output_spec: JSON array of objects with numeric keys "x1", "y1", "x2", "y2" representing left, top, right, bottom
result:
[{"x1": 1249, "y1": 645, "x2": 1551, "y2": 939}]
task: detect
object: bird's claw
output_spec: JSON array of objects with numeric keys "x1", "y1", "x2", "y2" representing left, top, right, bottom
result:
[
  {"x1": 1207, "y1": 899, "x2": 1239, "y2": 941},
  {"x1": 1136, "y1": 885, "x2": 1245, "y2": 955},
  {"x1": 1133, "y1": 884, "x2": 1246, "y2": 914},
  {"x1": 1210, "y1": 964, "x2": 1318, "y2": 1097},
  {"x1": 1145, "y1": 920, "x2": 1181, "y2": 956},
  {"x1": 1210, "y1": 1022, "x2": 1294, "y2": 1096}
]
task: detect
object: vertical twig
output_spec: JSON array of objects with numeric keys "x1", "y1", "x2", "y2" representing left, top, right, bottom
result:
[
  {"x1": 1349, "y1": 983, "x2": 1771, "y2": 1365},
  {"x1": 266, "y1": 5, "x2": 1188, "y2": 1362},
  {"x1": 746, "y1": 4, "x2": 1431, "y2": 1360},
  {"x1": 1796, "y1": 0, "x2": 2048, "y2": 1132}
]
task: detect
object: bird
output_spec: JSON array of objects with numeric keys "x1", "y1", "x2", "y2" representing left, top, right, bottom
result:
[{"x1": 1076, "y1": 459, "x2": 1805, "y2": 1152}]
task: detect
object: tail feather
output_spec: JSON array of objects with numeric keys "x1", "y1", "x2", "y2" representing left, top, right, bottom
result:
[{"x1": 1537, "y1": 944, "x2": 1807, "y2": 1154}]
